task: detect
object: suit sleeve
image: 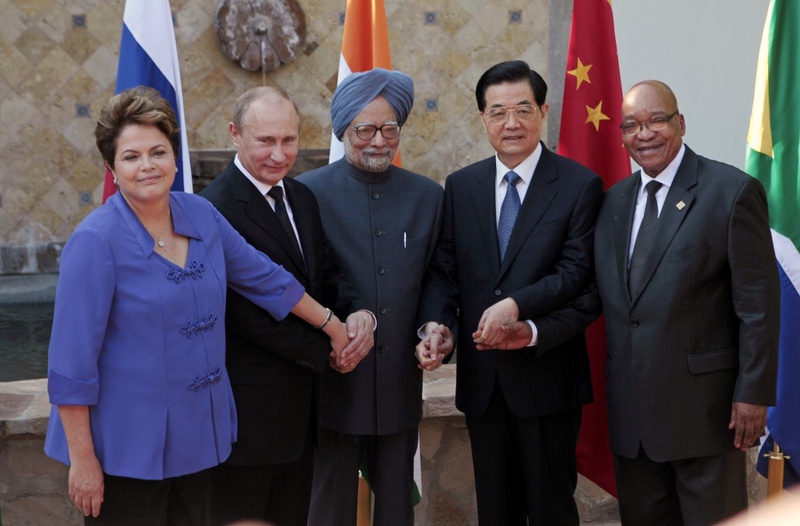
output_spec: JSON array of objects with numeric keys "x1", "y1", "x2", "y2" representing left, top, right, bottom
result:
[
  {"x1": 530, "y1": 280, "x2": 602, "y2": 357},
  {"x1": 418, "y1": 176, "x2": 460, "y2": 330},
  {"x1": 728, "y1": 176, "x2": 780, "y2": 404},
  {"x1": 314, "y1": 195, "x2": 371, "y2": 318},
  {"x1": 206, "y1": 197, "x2": 329, "y2": 371},
  {"x1": 510, "y1": 172, "x2": 604, "y2": 320}
]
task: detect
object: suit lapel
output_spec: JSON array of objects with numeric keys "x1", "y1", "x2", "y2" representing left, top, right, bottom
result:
[
  {"x1": 629, "y1": 148, "x2": 698, "y2": 305},
  {"x1": 284, "y1": 180, "x2": 313, "y2": 277},
  {"x1": 228, "y1": 166, "x2": 308, "y2": 276},
  {"x1": 498, "y1": 146, "x2": 557, "y2": 279},
  {"x1": 467, "y1": 157, "x2": 502, "y2": 275},
  {"x1": 614, "y1": 174, "x2": 640, "y2": 305}
]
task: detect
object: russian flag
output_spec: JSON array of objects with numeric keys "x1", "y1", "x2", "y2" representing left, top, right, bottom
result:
[{"x1": 102, "y1": 0, "x2": 192, "y2": 202}]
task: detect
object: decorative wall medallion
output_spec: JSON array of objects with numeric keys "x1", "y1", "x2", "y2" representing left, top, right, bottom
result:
[{"x1": 215, "y1": 0, "x2": 307, "y2": 72}]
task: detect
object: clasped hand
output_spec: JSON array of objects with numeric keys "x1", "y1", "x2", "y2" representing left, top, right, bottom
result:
[
  {"x1": 328, "y1": 310, "x2": 374, "y2": 373},
  {"x1": 415, "y1": 322, "x2": 454, "y2": 371},
  {"x1": 472, "y1": 297, "x2": 531, "y2": 350}
]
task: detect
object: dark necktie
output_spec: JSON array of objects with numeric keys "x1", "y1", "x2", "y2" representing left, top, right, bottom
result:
[
  {"x1": 498, "y1": 171, "x2": 522, "y2": 262},
  {"x1": 628, "y1": 180, "x2": 663, "y2": 297},
  {"x1": 267, "y1": 186, "x2": 303, "y2": 259}
]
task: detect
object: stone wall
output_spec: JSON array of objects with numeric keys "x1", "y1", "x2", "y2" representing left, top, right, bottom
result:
[
  {"x1": 0, "y1": 0, "x2": 570, "y2": 249},
  {"x1": 0, "y1": 368, "x2": 769, "y2": 525}
]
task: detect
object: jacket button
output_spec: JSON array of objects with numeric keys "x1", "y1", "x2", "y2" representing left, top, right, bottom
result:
[
  {"x1": 375, "y1": 229, "x2": 385, "y2": 236},
  {"x1": 379, "y1": 307, "x2": 389, "y2": 315},
  {"x1": 631, "y1": 320, "x2": 640, "y2": 328},
  {"x1": 494, "y1": 289, "x2": 502, "y2": 296},
  {"x1": 372, "y1": 192, "x2": 381, "y2": 199},
  {"x1": 377, "y1": 345, "x2": 387, "y2": 354},
  {"x1": 378, "y1": 267, "x2": 386, "y2": 275}
]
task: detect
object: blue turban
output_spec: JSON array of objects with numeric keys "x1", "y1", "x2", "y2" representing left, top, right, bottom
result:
[{"x1": 331, "y1": 68, "x2": 415, "y2": 140}]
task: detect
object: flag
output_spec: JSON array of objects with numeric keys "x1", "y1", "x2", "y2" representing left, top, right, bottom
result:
[
  {"x1": 746, "y1": 0, "x2": 800, "y2": 488},
  {"x1": 332, "y1": 0, "x2": 419, "y2": 504},
  {"x1": 328, "y1": 0, "x2": 394, "y2": 164},
  {"x1": 102, "y1": 0, "x2": 192, "y2": 203},
  {"x1": 558, "y1": 0, "x2": 630, "y2": 498}
]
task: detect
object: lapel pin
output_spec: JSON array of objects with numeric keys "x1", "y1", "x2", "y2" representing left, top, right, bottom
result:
[{"x1": 676, "y1": 201, "x2": 686, "y2": 210}]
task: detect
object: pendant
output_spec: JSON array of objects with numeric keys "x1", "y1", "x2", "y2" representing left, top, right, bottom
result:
[{"x1": 158, "y1": 239, "x2": 165, "y2": 248}]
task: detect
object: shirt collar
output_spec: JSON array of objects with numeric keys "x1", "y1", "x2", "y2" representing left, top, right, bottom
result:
[
  {"x1": 494, "y1": 142, "x2": 542, "y2": 188},
  {"x1": 638, "y1": 143, "x2": 685, "y2": 193},
  {"x1": 235, "y1": 154, "x2": 285, "y2": 196}
]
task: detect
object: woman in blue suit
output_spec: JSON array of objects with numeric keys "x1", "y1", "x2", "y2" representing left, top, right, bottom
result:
[{"x1": 44, "y1": 86, "x2": 351, "y2": 525}]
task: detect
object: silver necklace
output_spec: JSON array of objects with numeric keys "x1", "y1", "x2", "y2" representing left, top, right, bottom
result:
[{"x1": 148, "y1": 209, "x2": 171, "y2": 248}]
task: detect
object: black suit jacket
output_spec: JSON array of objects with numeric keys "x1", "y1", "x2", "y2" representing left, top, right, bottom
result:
[
  {"x1": 594, "y1": 146, "x2": 780, "y2": 461},
  {"x1": 420, "y1": 145, "x2": 604, "y2": 418},
  {"x1": 200, "y1": 161, "x2": 366, "y2": 465}
]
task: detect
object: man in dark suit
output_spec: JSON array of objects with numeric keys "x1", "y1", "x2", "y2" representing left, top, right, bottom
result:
[
  {"x1": 200, "y1": 87, "x2": 374, "y2": 526},
  {"x1": 418, "y1": 60, "x2": 604, "y2": 525},
  {"x1": 297, "y1": 69, "x2": 443, "y2": 526},
  {"x1": 594, "y1": 80, "x2": 779, "y2": 525}
]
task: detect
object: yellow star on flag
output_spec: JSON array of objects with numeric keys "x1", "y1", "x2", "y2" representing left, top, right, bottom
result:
[
  {"x1": 567, "y1": 58, "x2": 592, "y2": 90},
  {"x1": 585, "y1": 101, "x2": 610, "y2": 131}
]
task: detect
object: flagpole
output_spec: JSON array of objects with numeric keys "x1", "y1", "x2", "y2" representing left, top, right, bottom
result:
[
  {"x1": 765, "y1": 442, "x2": 789, "y2": 500},
  {"x1": 357, "y1": 470, "x2": 371, "y2": 526}
]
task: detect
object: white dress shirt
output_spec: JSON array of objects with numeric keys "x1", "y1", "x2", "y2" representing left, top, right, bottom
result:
[
  {"x1": 235, "y1": 155, "x2": 304, "y2": 257},
  {"x1": 493, "y1": 144, "x2": 543, "y2": 347},
  {"x1": 628, "y1": 144, "x2": 685, "y2": 263}
]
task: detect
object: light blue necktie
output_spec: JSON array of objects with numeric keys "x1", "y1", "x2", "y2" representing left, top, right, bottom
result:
[{"x1": 498, "y1": 171, "x2": 521, "y2": 262}]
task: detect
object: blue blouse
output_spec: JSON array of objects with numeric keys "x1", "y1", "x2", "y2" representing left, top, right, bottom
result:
[{"x1": 44, "y1": 192, "x2": 305, "y2": 480}]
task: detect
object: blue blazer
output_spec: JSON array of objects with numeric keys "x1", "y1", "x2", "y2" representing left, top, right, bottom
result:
[{"x1": 45, "y1": 192, "x2": 304, "y2": 479}]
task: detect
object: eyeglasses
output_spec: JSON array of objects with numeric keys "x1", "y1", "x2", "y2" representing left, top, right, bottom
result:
[
  {"x1": 620, "y1": 112, "x2": 678, "y2": 136},
  {"x1": 483, "y1": 104, "x2": 538, "y2": 125},
  {"x1": 349, "y1": 123, "x2": 401, "y2": 141}
]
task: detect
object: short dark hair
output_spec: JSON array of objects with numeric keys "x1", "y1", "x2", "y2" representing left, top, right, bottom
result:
[
  {"x1": 231, "y1": 86, "x2": 300, "y2": 131},
  {"x1": 95, "y1": 86, "x2": 180, "y2": 169},
  {"x1": 475, "y1": 60, "x2": 548, "y2": 111}
]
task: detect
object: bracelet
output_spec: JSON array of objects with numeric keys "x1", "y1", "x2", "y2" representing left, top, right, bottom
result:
[{"x1": 315, "y1": 308, "x2": 334, "y2": 330}]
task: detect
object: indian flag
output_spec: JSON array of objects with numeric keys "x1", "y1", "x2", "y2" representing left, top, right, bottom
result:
[
  {"x1": 328, "y1": 0, "x2": 394, "y2": 163},
  {"x1": 747, "y1": 0, "x2": 800, "y2": 487}
]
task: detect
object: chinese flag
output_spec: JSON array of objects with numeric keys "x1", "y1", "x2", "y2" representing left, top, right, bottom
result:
[
  {"x1": 329, "y1": 0, "x2": 401, "y2": 166},
  {"x1": 558, "y1": 0, "x2": 630, "y2": 498}
]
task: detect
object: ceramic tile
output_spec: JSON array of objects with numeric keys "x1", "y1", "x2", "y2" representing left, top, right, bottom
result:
[
  {"x1": 10, "y1": 0, "x2": 55, "y2": 19},
  {"x1": 81, "y1": 45, "x2": 117, "y2": 87},
  {"x1": 0, "y1": 0, "x2": 554, "y2": 246},
  {"x1": 0, "y1": 0, "x2": 31, "y2": 44}
]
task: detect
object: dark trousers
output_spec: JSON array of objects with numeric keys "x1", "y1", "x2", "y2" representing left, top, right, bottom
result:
[
  {"x1": 615, "y1": 446, "x2": 747, "y2": 526},
  {"x1": 209, "y1": 441, "x2": 314, "y2": 526},
  {"x1": 84, "y1": 468, "x2": 211, "y2": 526},
  {"x1": 309, "y1": 426, "x2": 418, "y2": 526},
  {"x1": 465, "y1": 380, "x2": 582, "y2": 526}
]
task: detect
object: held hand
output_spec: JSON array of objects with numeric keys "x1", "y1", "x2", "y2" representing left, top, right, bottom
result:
[
  {"x1": 473, "y1": 321, "x2": 532, "y2": 350},
  {"x1": 68, "y1": 453, "x2": 104, "y2": 517},
  {"x1": 415, "y1": 323, "x2": 453, "y2": 371},
  {"x1": 729, "y1": 402, "x2": 767, "y2": 451},
  {"x1": 329, "y1": 351, "x2": 357, "y2": 374},
  {"x1": 324, "y1": 317, "x2": 349, "y2": 364},
  {"x1": 337, "y1": 311, "x2": 375, "y2": 371},
  {"x1": 474, "y1": 298, "x2": 520, "y2": 348}
]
